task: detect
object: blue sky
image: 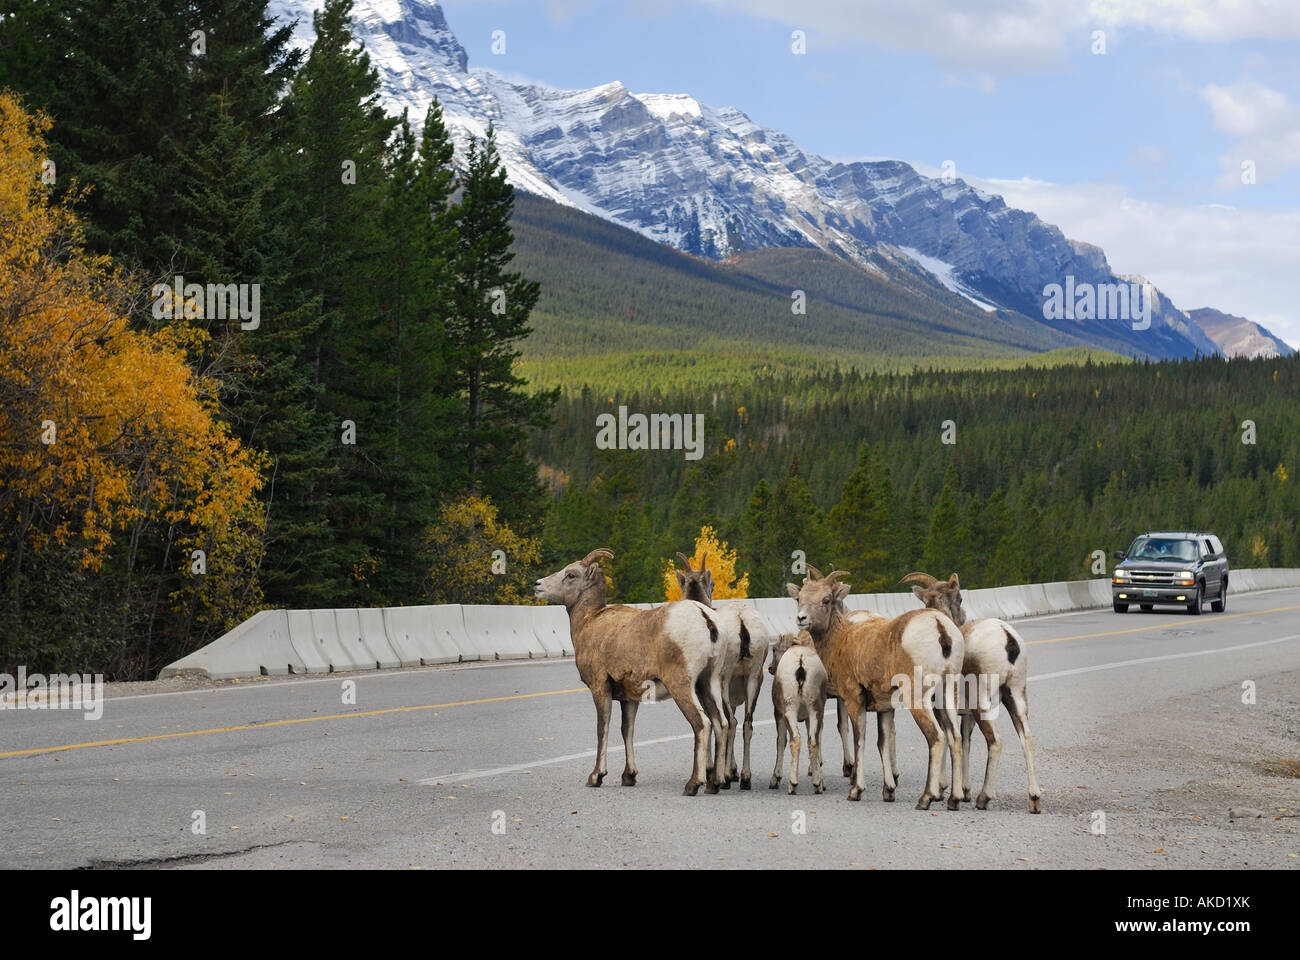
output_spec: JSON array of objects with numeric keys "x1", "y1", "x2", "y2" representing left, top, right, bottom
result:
[{"x1": 438, "y1": 0, "x2": 1300, "y2": 346}]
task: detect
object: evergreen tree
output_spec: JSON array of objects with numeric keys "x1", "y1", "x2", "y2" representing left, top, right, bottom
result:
[{"x1": 448, "y1": 125, "x2": 558, "y2": 533}]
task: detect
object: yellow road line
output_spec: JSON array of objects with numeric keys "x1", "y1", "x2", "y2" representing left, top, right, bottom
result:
[
  {"x1": 1028, "y1": 604, "x2": 1300, "y2": 644},
  {"x1": 0, "y1": 687, "x2": 586, "y2": 759}
]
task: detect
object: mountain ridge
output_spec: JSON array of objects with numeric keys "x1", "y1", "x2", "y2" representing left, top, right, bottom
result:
[{"x1": 268, "y1": 0, "x2": 1289, "y2": 362}]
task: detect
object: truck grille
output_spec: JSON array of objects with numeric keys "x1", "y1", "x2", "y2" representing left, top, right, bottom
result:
[{"x1": 1126, "y1": 570, "x2": 1178, "y2": 585}]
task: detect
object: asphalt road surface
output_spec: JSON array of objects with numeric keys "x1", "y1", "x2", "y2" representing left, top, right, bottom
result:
[{"x1": 3, "y1": 588, "x2": 1299, "y2": 869}]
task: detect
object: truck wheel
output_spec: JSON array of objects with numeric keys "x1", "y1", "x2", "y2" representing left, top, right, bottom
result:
[
  {"x1": 1211, "y1": 577, "x2": 1227, "y2": 613},
  {"x1": 1187, "y1": 582, "x2": 1203, "y2": 615},
  {"x1": 1113, "y1": 600, "x2": 1128, "y2": 613}
]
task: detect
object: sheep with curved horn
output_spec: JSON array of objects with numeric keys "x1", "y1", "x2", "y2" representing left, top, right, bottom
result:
[
  {"x1": 899, "y1": 571, "x2": 1042, "y2": 813},
  {"x1": 788, "y1": 568, "x2": 966, "y2": 809},
  {"x1": 535, "y1": 548, "x2": 728, "y2": 795}
]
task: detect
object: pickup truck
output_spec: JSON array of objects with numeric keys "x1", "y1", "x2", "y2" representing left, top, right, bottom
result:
[{"x1": 1112, "y1": 532, "x2": 1228, "y2": 615}]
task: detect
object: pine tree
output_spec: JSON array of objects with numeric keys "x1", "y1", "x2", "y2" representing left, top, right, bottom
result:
[{"x1": 448, "y1": 125, "x2": 558, "y2": 533}]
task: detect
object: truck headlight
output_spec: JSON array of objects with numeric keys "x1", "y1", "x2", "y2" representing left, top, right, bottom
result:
[
  {"x1": 1178, "y1": 571, "x2": 1193, "y2": 579},
  {"x1": 1114, "y1": 569, "x2": 1127, "y2": 578}
]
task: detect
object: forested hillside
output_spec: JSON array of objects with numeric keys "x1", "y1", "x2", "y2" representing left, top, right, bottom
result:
[{"x1": 532, "y1": 355, "x2": 1300, "y2": 601}]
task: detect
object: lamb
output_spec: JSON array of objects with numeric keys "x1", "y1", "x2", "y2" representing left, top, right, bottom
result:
[
  {"x1": 535, "y1": 548, "x2": 728, "y2": 795},
  {"x1": 766, "y1": 631, "x2": 828, "y2": 794},
  {"x1": 899, "y1": 572, "x2": 1042, "y2": 813},
  {"x1": 788, "y1": 565, "x2": 966, "y2": 809},
  {"x1": 674, "y1": 552, "x2": 774, "y2": 790}
]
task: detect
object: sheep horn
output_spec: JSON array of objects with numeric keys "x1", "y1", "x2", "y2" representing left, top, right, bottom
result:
[
  {"x1": 824, "y1": 570, "x2": 851, "y2": 586},
  {"x1": 676, "y1": 552, "x2": 693, "y2": 571},
  {"x1": 581, "y1": 548, "x2": 614, "y2": 566},
  {"x1": 898, "y1": 571, "x2": 938, "y2": 587},
  {"x1": 698, "y1": 551, "x2": 708, "y2": 571},
  {"x1": 805, "y1": 564, "x2": 824, "y2": 581}
]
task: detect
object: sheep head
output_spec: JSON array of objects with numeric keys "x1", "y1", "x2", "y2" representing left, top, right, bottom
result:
[
  {"x1": 535, "y1": 548, "x2": 614, "y2": 608},
  {"x1": 899, "y1": 571, "x2": 965, "y2": 626},
  {"x1": 788, "y1": 570, "x2": 851, "y2": 636},
  {"x1": 674, "y1": 551, "x2": 715, "y2": 604}
]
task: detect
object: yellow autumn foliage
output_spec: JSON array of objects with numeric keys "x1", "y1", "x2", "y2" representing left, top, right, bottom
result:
[
  {"x1": 662, "y1": 525, "x2": 750, "y2": 601},
  {"x1": 424, "y1": 494, "x2": 543, "y2": 604},
  {"x1": 0, "y1": 92, "x2": 265, "y2": 622}
]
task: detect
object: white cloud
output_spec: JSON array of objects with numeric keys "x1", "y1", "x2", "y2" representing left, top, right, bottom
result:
[
  {"x1": 1200, "y1": 80, "x2": 1300, "y2": 188},
  {"x1": 698, "y1": 0, "x2": 1300, "y2": 75},
  {"x1": 967, "y1": 173, "x2": 1300, "y2": 349}
]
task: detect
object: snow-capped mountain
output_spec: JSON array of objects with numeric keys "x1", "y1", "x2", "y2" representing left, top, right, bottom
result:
[{"x1": 269, "y1": 0, "x2": 1263, "y2": 360}]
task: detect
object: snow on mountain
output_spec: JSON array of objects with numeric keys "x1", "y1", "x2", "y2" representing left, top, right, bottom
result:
[
  {"x1": 268, "y1": 0, "x2": 1258, "y2": 360},
  {"x1": 896, "y1": 246, "x2": 997, "y2": 312}
]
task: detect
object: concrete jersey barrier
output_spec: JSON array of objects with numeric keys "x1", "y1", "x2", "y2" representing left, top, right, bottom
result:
[{"x1": 161, "y1": 569, "x2": 1300, "y2": 681}]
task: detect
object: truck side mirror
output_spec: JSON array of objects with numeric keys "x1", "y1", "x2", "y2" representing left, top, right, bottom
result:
[{"x1": 1113, "y1": 550, "x2": 1125, "y2": 561}]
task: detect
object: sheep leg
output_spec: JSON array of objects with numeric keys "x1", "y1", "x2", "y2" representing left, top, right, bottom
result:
[
  {"x1": 587, "y1": 682, "x2": 612, "y2": 787},
  {"x1": 668, "y1": 674, "x2": 712, "y2": 796},
  {"x1": 809, "y1": 705, "x2": 825, "y2": 794},
  {"x1": 725, "y1": 697, "x2": 740, "y2": 785},
  {"x1": 786, "y1": 708, "x2": 802, "y2": 795},
  {"x1": 1004, "y1": 685, "x2": 1043, "y2": 813},
  {"x1": 960, "y1": 711, "x2": 976, "y2": 802},
  {"x1": 847, "y1": 702, "x2": 869, "y2": 801},
  {"x1": 974, "y1": 710, "x2": 1002, "y2": 810},
  {"x1": 740, "y1": 669, "x2": 760, "y2": 789},
  {"x1": 619, "y1": 699, "x2": 640, "y2": 786},
  {"x1": 884, "y1": 708, "x2": 899, "y2": 785},
  {"x1": 704, "y1": 672, "x2": 729, "y2": 793},
  {"x1": 876, "y1": 706, "x2": 897, "y2": 802},
  {"x1": 837, "y1": 698, "x2": 854, "y2": 778},
  {"x1": 938, "y1": 675, "x2": 965, "y2": 809},
  {"x1": 910, "y1": 705, "x2": 945, "y2": 810},
  {"x1": 769, "y1": 701, "x2": 787, "y2": 789}
]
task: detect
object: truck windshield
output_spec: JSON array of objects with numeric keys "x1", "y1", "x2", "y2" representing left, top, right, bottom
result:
[{"x1": 1128, "y1": 538, "x2": 1198, "y2": 562}]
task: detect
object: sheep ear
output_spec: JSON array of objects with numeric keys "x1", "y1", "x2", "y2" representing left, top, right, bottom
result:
[
  {"x1": 675, "y1": 570, "x2": 686, "y2": 589},
  {"x1": 912, "y1": 585, "x2": 926, "y2": 600},
  {"x1": 785, "y1": 582, "x2": 800, "y2": 599},
  {"x1": 948, "y1": 572, "x2": 960, "y2": 589},
  {"x1": 833, "y1": 582, "x2": 850, "y2": 602},
  {"x1": 703, "y1": 570, "x2": 715, "y2": 592}
]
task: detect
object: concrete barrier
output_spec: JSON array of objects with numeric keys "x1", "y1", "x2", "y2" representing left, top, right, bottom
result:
[
  {"x1": 335, "y1": 608, "x2": 402, "y2": 670},
  {"x1": 531, "y1": 605, "x2": 573, "y2": 657},
  {"x1": 160, "y1": 569, "x2": 1300, "y2": 680},
  {"x1": 461, "y1": 605, "x2": 549, "y2": 660},
  {"x1": 159, "y1": 609, "x2": 303, "y2": 680},
  {"x1": 383, "y1": 605, "x2": 464, "y2": 666}
]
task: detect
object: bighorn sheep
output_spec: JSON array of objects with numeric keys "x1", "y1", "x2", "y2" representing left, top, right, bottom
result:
[
  {"x1": 674, "y1": 552, "x2": 774, "y2": 790},
  {"x1": 535, "y1": 549, "x2": 728, "y2": 795},
  {"x1": 788, "y1": 566, "x2": 966, "y2": 809},
  {"x1": 766, "y1": 631, "x2": 828, "y2": 794},
  {"x1": 899, "y1": 572, "x2": 1042, "y2": 813}
]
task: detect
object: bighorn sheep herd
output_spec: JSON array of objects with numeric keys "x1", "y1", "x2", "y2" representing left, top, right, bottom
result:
[{"x1": 535, "y1": 550, "x2": 1042, "y2": 812}]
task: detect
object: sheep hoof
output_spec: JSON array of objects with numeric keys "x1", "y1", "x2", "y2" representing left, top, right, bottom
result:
[
  {"x1": 621, "y1": 771, "x2": 637, "y2": 786},
  {"x1": 976, "y1": 793, "x2": 990, "y2": 810},
  {"x1": 787, "y1": 782, "x2": 798, "y2": 795},
  {"x1": 882, "y1": 787, "x2": 895, "y2": 802},
  {"x1": 848, "y1": 786, "x2": 863, "y2": 801},
  {"x1": 916, "y1": 795, "x2": 933, "y2": 810},
  {"x1": 683, "y1": 780, "x2": 701, "y2": 797},
  {"x1": 962, "y1": 791, "x2": 972, "y2": 802},
  {"x1": 739, "y1": 777, "x2": 752, "y2": 790},
  {"x1": 813, "y1": 782, "x2": 825, "y2": 795},
  {"x1": 842, "y1": 763, "x2": 854, "y2": 778},
  {"x1": 768, "y1": 777, "x2": 780, "y2": 790},
  {"x1": 705, "y1": 780, "x2": 721, "y2": 795},
  {"x1": 1029, "y1": 796, "x2": 1043, "y2": 814},
  {"x1": 586, "y1": 773, "x2": 604, "y2": 787},
  {"x1": 719, "y1": 778, "x2": 731, "y2": 790},
  {"x1": 947, "y1": 794, "x2": 961, "y2": 811}
]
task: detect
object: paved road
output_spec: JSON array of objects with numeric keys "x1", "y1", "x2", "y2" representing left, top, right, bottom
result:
[{"x1": 3, "y1": 589, "x2": 1299, "y2": 869}]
